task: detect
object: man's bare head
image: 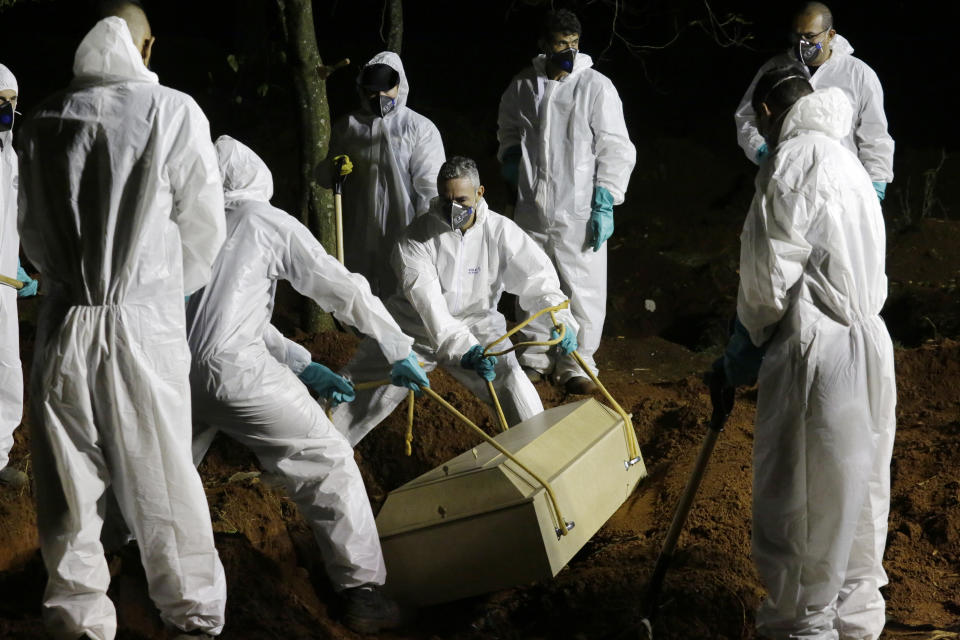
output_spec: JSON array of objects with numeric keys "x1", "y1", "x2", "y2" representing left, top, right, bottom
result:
[
  {"x1": 795, "y1": 2, "x2": 833, "y2": 30},
  {"x1": 100, "y1": 1, "x2": 154, "y2": 66}
]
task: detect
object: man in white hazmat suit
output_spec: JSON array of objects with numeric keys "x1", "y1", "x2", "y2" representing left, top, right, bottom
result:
[
  {"x1": 188, "y1": 135, "x2": 427, "y2": 634},
  {"x1": 328, "y1": 51, "x2": 445, "y2": 296},
  {"x1": 17, "y1": 6, "x2": 228, "y2": 639},
  {"x1": 734, "y1": 2, "x2": 894, "y2": 201},
  {"x1": 497, "y1": 9, "x2": 635, "y2": 395},
  {"x1": 0, "y1": 63, "x2": 28, "y2": 488},
  {"x1": 722, "y1": 65, "x2": 896, "y2": 639},
  {"x1": 332, "y1": 156, "x2": 580, "y2": 446}
]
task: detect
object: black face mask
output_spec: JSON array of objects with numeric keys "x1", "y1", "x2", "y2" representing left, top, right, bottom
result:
[
  {"x1": 368, "y1": 94, "x2": 396, "y2": 119},
  {"x1": 548, "y1": 48, "x2": 576, "y2": 73},
  {"x1": 0, "y1": 102, "x2": 14, "y2": 133}
]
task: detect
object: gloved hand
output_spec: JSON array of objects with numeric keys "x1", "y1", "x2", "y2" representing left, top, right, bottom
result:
[
  {"x1": 460, "y1": 344, "x2": 497, "y2": 382},
  {"x1": 550, "y1": 326, "x2": 578, "y2": 355},
  {"x1": 500, "y1": 145, "x2": 521, "y2": 188},
  {"x1": 717, "y1": 315, "x2": 766, "y2": 388},
  {"x1": 755, "y1": 143, "x2": 769, "y2": 164},
  {"x1": 390, "y1": 352, "x2": 430, "y2": 394},
  {"x1": 298, "y1": 362, "x2": 356, "y2": 406},
  {"x1": 16, "y1": 260, "x2": 37, "y2": 298},
  {"x1": 588, "y1": 185, "x2": 614, "y2": 252},
  {"x1": 872, "y1": 181, "x2": 886, "y2": 202},
  {"x1": 333, "y1": 154, "x2": 353, "y2": 176}
]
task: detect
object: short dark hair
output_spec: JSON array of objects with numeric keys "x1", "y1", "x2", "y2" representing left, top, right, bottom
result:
[
  {"x1": 541, "y1": 9, "x2": 581, "y2": 40},
  {"x1": 751, "y1": 65, "x2": 814, "y2": 117},
  {"x1": 795, "y1": 2, "x2": 833, "y2": 30}
]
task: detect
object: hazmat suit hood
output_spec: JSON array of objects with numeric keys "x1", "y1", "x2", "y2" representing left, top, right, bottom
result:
[
  {"x1": 215, "y1": 135, "x2": 274, "y2": 204},
  {"x1": 779, "y1": 86, "x2": 852, "y2": 146},
  {"x1": 531, "y1": 51, "x2": 593, "y2": 79},
  {"x1": 0, "y1": 63, "x2": 17, "y2": 147},
  {"x1": 359, "y1": 51, "x2": 409, "y2": 112},
  {"x1": 72, "y1": 17, "x2": 159, "y2": 87}
]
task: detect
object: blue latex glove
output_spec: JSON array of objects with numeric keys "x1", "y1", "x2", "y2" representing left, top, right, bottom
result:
[
  {"x1": 588, "y1": 185, "x2": 614, "y2": 252},
  {"x1": 500, "y1": 145, "x2": 522, "y2": 188},
  {"x1": 16, "y1": 260, "x2": 38, "y2": 298},
  {"x1": 550, "y1": 326, "x2": 578, "y2": 355},
  {"x1": 460, "y1": 344, "x2": 497, "y2": 382},
  {"x1": 298, "y1": 362, "x2": 356, "y2": 406},
  {"x1": 755, "y1": 143, "x2": 769, "y2": 163},
  {"x1": 872, "y1": 181, "x2": 886, "y2": 201},
  {"x1": 390, "y1": 352, "x2": 430, "y2": 394},
  {"x1": 717, "y1": 316, "x2": 767, "y2": 387}
]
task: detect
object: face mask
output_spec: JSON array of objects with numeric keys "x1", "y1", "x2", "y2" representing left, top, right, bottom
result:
[
  {"x1": 447, "y1": 201, "x2": 474, "y2": 231},
  {"x1": 549, "y1": 48, "x2": 576, "y2": 73},
  {"x1": 0, "y1": 102, "x2": 13, "y2": 133},
  {"x1": 368, "y1": 94, "x2": 396, "y2": 118},
  {"x1": 796, "y1": 39, "x2": 823, "y2": 65}
]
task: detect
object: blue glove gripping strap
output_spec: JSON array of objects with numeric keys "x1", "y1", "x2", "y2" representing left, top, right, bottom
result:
[{"x1": 722, "y1": 316, "x2": 766, "y2": 387}]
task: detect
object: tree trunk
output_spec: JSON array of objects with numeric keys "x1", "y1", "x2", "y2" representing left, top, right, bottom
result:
[
  {"x1": 386, "y1": 0, "x2": 403, "y2": 54},
  {"x1": 277, "y1": 0, "x2": 335, "y2": 332}
]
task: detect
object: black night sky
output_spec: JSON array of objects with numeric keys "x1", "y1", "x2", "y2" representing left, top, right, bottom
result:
[{"x1": 1, "y1": 0, "x2": 957, "y2": 223}]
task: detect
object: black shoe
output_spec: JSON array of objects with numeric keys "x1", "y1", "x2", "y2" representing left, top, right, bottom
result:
[
  {"x1": 565, "y1": 376, "x2": 599, "y2": 394},
  {"x1": 342, "y1": 584, "x2": 404, "y2": 634}
]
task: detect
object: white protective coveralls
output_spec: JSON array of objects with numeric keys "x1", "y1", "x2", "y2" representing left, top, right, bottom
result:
[
  {"x1": 332, "y1": 197, "x2": 578, "y2": 446},
  {"x1": 17, "y1": 18, "x2": 227, "y2": 639},
  {"x1": 188, "y1": 136, "x2": 415, "y2": 590},
  {"x1": 331, "y1": 51, "x2": 445, "y2": 296},
  {"x1": 0, "y1": 63, "x2": 22, "y2": 472},
  {"x1": 738, "y1": 87, "x2": 896, "y2": 640},
  {"x1": 734, "y1": 35, "x2": 895, "y2": 183},
  {"x1": 497, "y1": 52, "x2": 635, "y2": 382}
]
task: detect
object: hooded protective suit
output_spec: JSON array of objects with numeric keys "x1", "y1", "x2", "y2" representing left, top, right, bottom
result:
[
  {"x1": 0, "y1": 63, "x2": 22, "y2": 473},
  {"x1": 17, "y1": 18, "x2": 227, "y2": 639},
  {"x1": 331, "y1": 51, "x2": 445, "y2": 296},
  {"x1": 497, "y1": 52, "x2": 635, "y2": 382},
  {"x1": 188, "y1": 136, "x2": 414, "y2": 590},
  {"x1": 332, "y1": 196, "x2": 578, "y2": 446},
  {"x1": 734, "y1": 35, "x2": 895, "y2": 183},
  {"x1": 738, "y1": 87, "x2": 896, "y2": 640}
]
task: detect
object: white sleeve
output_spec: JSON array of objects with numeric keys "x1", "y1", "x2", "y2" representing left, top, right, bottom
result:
[
  {"x1": 263, "y1": 323, "x2": 311, "y2": 375},
  {"x1": 854, "y1": 64, "x2": 895, "y2": 183},
  {"x1": 392, "y1": 237, "x2": 478, "y2": 362},
  {"x1": 736, "y1": 178, "x2": 813, "y2": 346},
  {"x1": 408, "y1": 120, "x2": 445, "y2": 215},
  {"x1": 500, "y1": 220, "x2": 580, "y2": 335},
  {"x1": 590, "y1": 78, "x2": 636, "y2": 205},
  {"x1": 734, "y1": 64, "x2": 771, "y2": 165},
  {"x1": 496, "y1": 81, "x2": 523, "y2": 161},
  {"x1": 168, "y1": 101, "x2": 226, "y2": 294},
  {"x1": 279, "y1": 219, "x2": 413, "y2": 364}
]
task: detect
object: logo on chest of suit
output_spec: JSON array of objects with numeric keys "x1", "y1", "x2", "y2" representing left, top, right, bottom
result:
[{"x1": 467, "y1": 266, "x2": 480, "y2": 275}]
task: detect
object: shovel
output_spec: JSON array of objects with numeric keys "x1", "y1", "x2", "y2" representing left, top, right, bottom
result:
[
  {"x1": 333, "y1": 155, "x2": 349, "y2": 265},
  {"x1": 639, "y1": 367, "x2": 735, "y2": 638}
]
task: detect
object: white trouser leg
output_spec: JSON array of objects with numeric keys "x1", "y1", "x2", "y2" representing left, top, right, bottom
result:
[
  {"x1": 551, "y1": 231, "x2": 605, "y2": 383},
  {"x1": 0, "y1": 297, "x2": 22, "y2": 469},
  {"x1": 196, "y1": 361, "x2": 386, "y2": 590},
  {"x1": 446, "y1": 348, "x2": 543, "y2": 426}
]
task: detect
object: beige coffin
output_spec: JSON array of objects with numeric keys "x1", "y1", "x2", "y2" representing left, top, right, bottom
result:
[{"x1": 376, "y1": 398, "x2": 647, "y2": 605}]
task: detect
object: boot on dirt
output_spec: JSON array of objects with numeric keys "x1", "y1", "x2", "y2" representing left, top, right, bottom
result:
[
  {"x1": 0, "y1": 465, "x2": 28, "y2": 488},
  {"x1": 342, "y1": 583, "x2": 405, "y2": 634},
  {"x1": 565, "y1": 376, "x2": 598, "y2": 395},
  {"x1": 522, "y1": 366, "x2": 544, "y2": 383}
]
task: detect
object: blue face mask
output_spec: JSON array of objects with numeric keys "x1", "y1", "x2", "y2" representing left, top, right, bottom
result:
[
  {"x1": 0, "y1": 102, "x2": 14, "y2": 132},
  {"x1": 549, "y1": 48, "x2": 576, "y2": 72}
]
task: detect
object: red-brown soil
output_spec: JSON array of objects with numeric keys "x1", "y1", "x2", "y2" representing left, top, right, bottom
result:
[{"x1": 2, "y1": 219, "x2": 959, "y2": 639}]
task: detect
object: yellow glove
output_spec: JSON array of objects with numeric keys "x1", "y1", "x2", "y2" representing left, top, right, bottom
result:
[{"x1": 333, "y1": 154, "x2": 353, "y2": 176}]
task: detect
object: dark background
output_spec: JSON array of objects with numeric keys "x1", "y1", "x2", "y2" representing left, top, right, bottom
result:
[{"x1": 1, "y1": 0, "x2": 957, "y2": 285}]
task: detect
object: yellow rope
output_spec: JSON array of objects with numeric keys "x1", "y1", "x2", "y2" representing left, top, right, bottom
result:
[
  {"x1": 483, "y1": 300, "x2": 570, "y2": 356},
  {"x1": 487, "y1": 380, "x2": 510, "y2": 432},
  {"x1": 404, "y1": 390, "x2": 415, "y2": 456}
]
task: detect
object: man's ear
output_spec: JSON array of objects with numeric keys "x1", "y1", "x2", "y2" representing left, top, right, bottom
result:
[
  {"x1": 142, "y1": 35, "x2": 156, "y2": 67},
  {"x1": 477, "y1": 185, "x2": 486, "y2": 200}
]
